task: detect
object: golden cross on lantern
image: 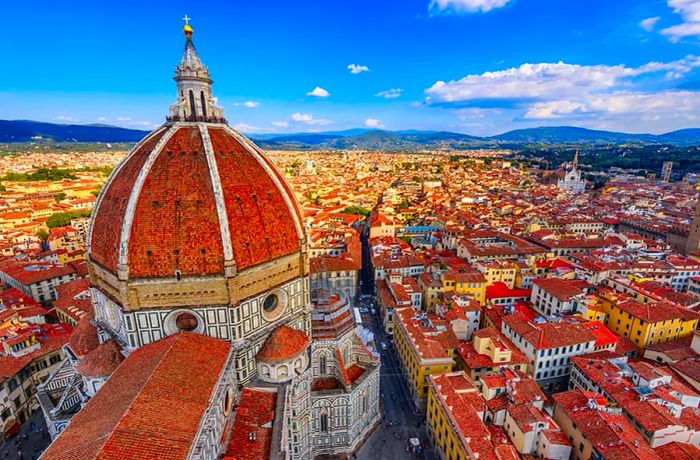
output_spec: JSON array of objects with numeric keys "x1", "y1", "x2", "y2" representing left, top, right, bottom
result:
[{"x1": 182, "y1": 15, "x2": 191, "y2": 25}]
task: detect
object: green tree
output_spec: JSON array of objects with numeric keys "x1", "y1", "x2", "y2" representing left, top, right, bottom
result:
[
  {"x1": 1, "y1": 168, "x2": 78, "y2": 182},
  {"x1": 36, "y1": 228, "x2": 49, "y2": 241},
  {"x1": 54, "y1": 192, "x2": 67, "y2": 202},
  {"x1": 342, "y1": 206, "x2": 370, "y2": 217},
  {"x1": 46, "y1": 210, "x2": 91, "y2": 228}
]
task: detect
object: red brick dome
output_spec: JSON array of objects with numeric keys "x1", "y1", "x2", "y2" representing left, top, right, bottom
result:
[
  {"x1": 88, "y1": 124, "x2": 304, "y2": 279},
  {"x1": 256, "y1": 325, "x2": 309, "y2": 363}
]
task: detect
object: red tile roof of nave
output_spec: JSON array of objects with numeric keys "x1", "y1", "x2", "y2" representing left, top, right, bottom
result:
[
  {"x1": 41, "y1": 332, "x2": 231, "y2": 460},
  {"x1": 256, "y1": 325, "x2": 309, "y2": 363},
  {"x1": 128, "y1": 126, "x2": 225, "y2": 277},
  {"x1": 209, "y1": 127, "x2": 300, "y2": 270},
  {"x1": 89, "y1": 128, "x2": 167, "y2": 272},
  {"x1": 223, "y1": 388, "x2": 278, "y2": 460}
]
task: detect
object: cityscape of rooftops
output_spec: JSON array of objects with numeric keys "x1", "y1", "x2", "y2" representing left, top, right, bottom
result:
[{"x1": 1, "y1": 1, "x2": 700, "y2": 460}]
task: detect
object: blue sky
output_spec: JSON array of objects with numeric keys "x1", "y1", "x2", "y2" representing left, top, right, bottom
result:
[{"x1": 3, "y1": 0, "x2": 700, "y2": 135}]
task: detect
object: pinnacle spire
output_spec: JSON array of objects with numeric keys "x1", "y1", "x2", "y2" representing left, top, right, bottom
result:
[{"x1": 167, "y1": 18, "x2": 226, "y2": 124}]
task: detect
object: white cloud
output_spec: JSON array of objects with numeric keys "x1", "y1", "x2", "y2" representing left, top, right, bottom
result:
[
  {"x1": 291, "y1": 113, "x2": 313, "y2": 123},
  {"x1": 457, "y1": 107, "x2": 499, "y2": 119},
  {"x1": 429, "y1": 0, "x2": 513, "y2": 14},
  {"x1": 364, "y1": 118, "x2": 384, "y2": 128},
  {"x1": 290, "y1": 112, "x2": 331, "y2": 126},
  {"x1": 375, "y1": 88, "x2": 404, "y2": 99},
  {"x1": 348, "y1": 64, "x2": 370, "y2": 74},
  {"x1": 54, "y1": 115, "x2": 78, "y2": 123},
  {"x1": 96, "y1": 116, "x2": 108, "y2": 122},
  {"x1": 524, "y1": 91, "x2": 700, "y2": 119},
  {"x1": 425, "y1": 56, "x2": 700, "y2": 103},
  {"x1": 640, "y1": 16, "x2": 661, "y2": 31},
  {"x1": 521, "y1": 91, "x2": 700, "y2": 134},
  {"x1": 234, "y1": 101, "x2": 260, "y2": 108},
  {"x1": 306, "y1": 86, "x2": 330, "y2": 97},
  {"x1": 271, "y1": 121, "x2": 289, "y2": 128},
  {"x1": 233, "y1": 123, "x2": 262, "y2": 132},
  {"x1": 113, "y1": 116, "x2": 153, "y2": 128},
  {"x1": 661, "y1": 0, "x2": 700, "y2": 41},
  {"x1": 424, "y1": 55, "x2": 700, "y2": 133}
]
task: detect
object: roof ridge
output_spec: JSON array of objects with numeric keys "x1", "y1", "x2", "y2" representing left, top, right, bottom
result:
[{"x1": 95, "y1": 332, "x2": 182, "y2": 454}]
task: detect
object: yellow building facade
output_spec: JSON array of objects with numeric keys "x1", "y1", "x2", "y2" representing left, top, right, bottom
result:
[
  {"x1": 394, "y1": 308, "x2": 456, "y2": 407},
  {"x1": 596, "y1": 292, "x2": 699, "y2": 348},
  {"x1": 427, "y1": 385, "x2": 468, "y2": 460},
  {"x1": 440, "y1": 271, "x2": 486, "y2": 305}
]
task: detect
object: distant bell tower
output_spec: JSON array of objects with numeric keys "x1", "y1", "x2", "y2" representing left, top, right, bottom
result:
[
  {"x1": 661, "y1": 161, "x2": 673, "y2": 182},
  {"x1": 167, "y1": 16, "x2": 226, "y2": 123},
  {"x1": 686, "y1": 201, "x2": 700, "y2": 254}
]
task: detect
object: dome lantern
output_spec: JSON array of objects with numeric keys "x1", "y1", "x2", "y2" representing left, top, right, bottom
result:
[{"x1": 167, "y1": 17, "x2": 226, "y2": 123}]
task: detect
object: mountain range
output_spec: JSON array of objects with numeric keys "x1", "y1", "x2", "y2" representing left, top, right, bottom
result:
[{"x1": 2, "y1": 119, "x2": 700, "y2": 149}]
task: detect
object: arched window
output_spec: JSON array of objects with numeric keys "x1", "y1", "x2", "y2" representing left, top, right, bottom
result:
[
  {"x1": 319, "y1": 355, "x2": 327, "y2": 374},
  {"x1": 320, "y1": 413, "x2": 328, "y2": 432},
  {"x1": 188, "y1": 90, "x2": 197, "y2": 120},
  {"x1": 278, "y1": 365, "x2": 289, "y2": 378},
  {"x1": 200, "y1": 91, "x2": 208, "y2": 119}
]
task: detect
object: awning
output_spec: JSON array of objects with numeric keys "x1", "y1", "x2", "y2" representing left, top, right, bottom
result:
[{"x1": 3, "y1": 420, "x2": 20, "y2": 437}]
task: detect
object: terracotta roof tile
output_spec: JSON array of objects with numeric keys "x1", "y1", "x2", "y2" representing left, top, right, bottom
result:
[
  {"x1": 76, "y1": 339, "x2": 124, "y2": 378},
  {"x1": 90, "y1": 128, "x2": 167, "y2": 272},
  {"x1": 223, "y1": 388, "x2": 278, "y2": 460},
  {"x1": 256, "y1": 325, "x2": 309, "y2": 363},
  {"x1": 69, "y1": 314, "x2": 98, "y2": 357},
  {"x1": 42, "y1": 332, "x2": 231, "y2": 460}
]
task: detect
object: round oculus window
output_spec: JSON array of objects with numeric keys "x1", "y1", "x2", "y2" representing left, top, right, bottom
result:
[
  {"x1": 175, "y1": 312, "x2": 199, "y2": 331},
  {"x1": 260, "y1": 290, "x2": 288, "y2": 322},
  {"x1": 263, "y1": 294, "x2": 279, "y2": 312}
]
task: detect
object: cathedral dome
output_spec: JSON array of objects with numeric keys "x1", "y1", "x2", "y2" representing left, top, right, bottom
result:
[{"x1": 87, "y1": 26, "x2": 304, "y2": 282}]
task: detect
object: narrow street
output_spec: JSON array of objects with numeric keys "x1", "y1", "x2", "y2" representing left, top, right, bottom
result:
[
  {"x1": 355, "y1": 230, "x2": 434, "y2": 460},
  {"x1": 0, "y1": 410, "x2": 51, "y2": 460}
]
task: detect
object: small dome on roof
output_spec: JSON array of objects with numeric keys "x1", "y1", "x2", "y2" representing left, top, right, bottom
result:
[
  {"x1": 69, "y1": 314, "x2": 99, "y2": 357},
  {"x1": 77, "y1": 339, "x2": 124, "y2": 378},
  {"x1": 256, "y1": 325, "x2": 309, "y2": 364}
]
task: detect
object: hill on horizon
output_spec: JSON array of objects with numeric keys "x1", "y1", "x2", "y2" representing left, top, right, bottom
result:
[
  {"x1": 2, "y1": 119, "x2": 700, "y2": 149},
  {"x1": 0, "y1": 120, "x2": 149, "y2": 143}
]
